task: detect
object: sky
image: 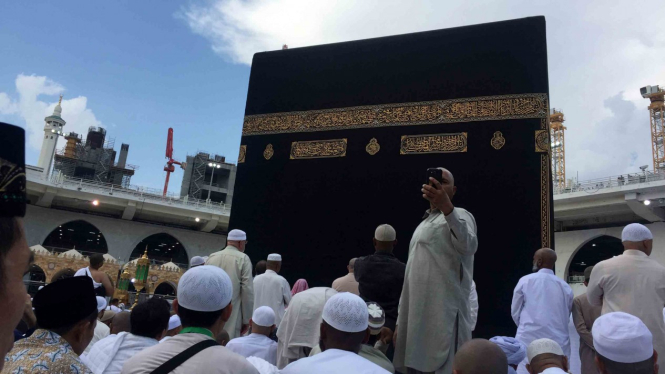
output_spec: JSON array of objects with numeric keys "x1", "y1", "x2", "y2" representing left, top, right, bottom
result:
[{"x1": 1, "y1": 0, "x2": 664, "y2": 189}]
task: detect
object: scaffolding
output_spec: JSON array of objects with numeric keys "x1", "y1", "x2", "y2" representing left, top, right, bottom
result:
[
  {"x1": 549, "y1": 109, "x2": 566, "y2": 191},
  {"x1": 641, "y1": 85, "x2": 665, "y2": 171},
  {"x1": 53, "y1": 127, "x2": 136, "y2": 188},
  {"x1": 189, "y1": 152, "x2": 209, "y2": 199}
]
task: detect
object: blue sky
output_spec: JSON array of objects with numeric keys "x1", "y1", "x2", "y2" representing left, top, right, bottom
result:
[
  {"x1": 0, "y1": 1, "x2": 250, "y2": 189},
  {"x1": 2, "y1": 0, "x2": 665, "y2": 188}
]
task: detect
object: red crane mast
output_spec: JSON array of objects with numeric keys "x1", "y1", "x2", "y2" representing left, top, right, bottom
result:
[{"x1": 163, "y1": 128, "x2": 184, "y2": 196}]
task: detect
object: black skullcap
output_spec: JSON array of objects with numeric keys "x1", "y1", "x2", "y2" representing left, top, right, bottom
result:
[
  {"x1": 33, "y1": 276, "x2": 97, "y2": 329},
  {"x1": 0, "y1": 122, "x2": 26, "y2": 217}
]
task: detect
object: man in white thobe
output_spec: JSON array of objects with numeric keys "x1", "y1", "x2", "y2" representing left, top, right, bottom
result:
[
  {"x1": 206, "y1": 229, "x2": 254, "y2": 339},
  {"x1": 121, "y1": 266, "x2": 258, "y2": 374},
  {"x1": 512, "y1": 248, "x2": 573, "y2": 374},
  {"x1": 394, "y1": 168, "x2": 478, "y2": 374},
  {"x1": 281, "y1": 293, "x2": 390, "y2": 374},
  {"x1": 83, "y1": 298, "x2": 170, "y2": 374},
  {"x1": 587, "y1": 223, "x2": 665, "y2": 371},
  {"x1": 85, "y1": 296, "x2": 111, "y2": 355},
  {"x1": 276, "y1": 287, "x2": 338, "y2": 369},
  {"x1": 253, "y1": 253, "x2": 291, "y2": 327},
  {"x1": 227, "y1": 306, "x2": 278, "y2": 365}
]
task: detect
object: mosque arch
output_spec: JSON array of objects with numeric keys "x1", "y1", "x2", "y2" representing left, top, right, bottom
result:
[
  {"x1": 565, "y1": 235, "x2": 623, "y2": 283},
  {"x1": 50, "y1": 268, "x2": 76, "y2": 283},
  {"x1": 129, "y1": 233, "x2": 188, "y2": 267},
  {"x1": 42, "y1": 220, "x2": 108, "y2": 254},
  {"x1": 153, "y1": 281, "x2": 177, "y2": 297}
]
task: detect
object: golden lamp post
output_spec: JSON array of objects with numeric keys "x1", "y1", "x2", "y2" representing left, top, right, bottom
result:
[
  {"x1": 114, "y1": 268, "x2": 131, "y2": 306},
  {"x1": 132, "y1": 247, "x2": 150, "y2": 309}
]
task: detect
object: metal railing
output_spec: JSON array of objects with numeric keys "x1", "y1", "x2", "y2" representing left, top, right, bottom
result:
[
  {"x1": 44, "y1": 173, "x2": 231, "y2": 215},
  {"x1": 568, "y1": 275, "x2": 585, "y2": 283},
  {"x1": 554, "y1": 171, "x2": 665, "y2": 195}
]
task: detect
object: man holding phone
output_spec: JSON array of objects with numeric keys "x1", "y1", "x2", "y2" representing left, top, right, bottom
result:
[{"x1": 393, "y1": 167, "x2": 478, "y2": 374}]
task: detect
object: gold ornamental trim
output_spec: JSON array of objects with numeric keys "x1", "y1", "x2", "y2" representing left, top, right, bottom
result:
[
  {"x1": 366, "y1": 138, "x2": 380, "y2": 155},
  {"x1": 263, "y1": 144, "x2": 274, "y2": 160},
  {"x1": 290, "y1": 139, "x2": 347, "y2": 159},
  {"x1": 400, "y1": 133, "x2": 467, "y2": 154},
  {"x1": 238, "y1": 145, "x2": 246, "y2": 163},
  {"x1": 535, "y1": 130, "x2": 549, "y2": 153},
  {"x1": 490, "y1": 131, "x2": 506, "y2": 150},
  {"x1": 243, "y1": 93, "x2": 549, "y2": 136},
  {"x1": 541, "y1": 154, "x2": 551, "y2": 247}
]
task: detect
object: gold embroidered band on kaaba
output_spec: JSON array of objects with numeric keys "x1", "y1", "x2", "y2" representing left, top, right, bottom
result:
[
  {"x1": 290, "y1": 139, "x2": 347, "y2": 159},
  {"x1": 400, "y1": 133, "x2": 467, "y2": 154},
  {"x1": 243, "y1": 93, "x2": 548, "y2": 136}
]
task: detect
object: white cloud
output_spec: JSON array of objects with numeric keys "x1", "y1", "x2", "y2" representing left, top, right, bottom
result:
[
  {"x1": 180, "y1": 0, "x2": 665, "y2": 181},
  {"x1": 0, "y1": 74, "x2": 102, "y2": 152}
]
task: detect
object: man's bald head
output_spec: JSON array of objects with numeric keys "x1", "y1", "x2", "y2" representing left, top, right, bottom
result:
[
  {"x1": 110, "y1": 311, "x2": 131, "y2": 335},
  {"x1": 348, "y1": 258, "x2": 357, "y2": 274},
  {"x1": 453, "y1": 339, "x2": 508, "y2": 374},
  {"x1": 437, "y1": 167, "x2": 455, "y2": 186},
  {"x1": 216, "y1": 330, "x2": 230, "y2": 346},
  {"x1": 533, "y1": 248, "x2": 557, "y2": 271}
]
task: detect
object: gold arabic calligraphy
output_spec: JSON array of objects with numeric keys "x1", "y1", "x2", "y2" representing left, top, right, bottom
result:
[
  {"x1": 400, "y1": 133, "x2": 467, "y2": 154},
  {"x1": 290, "y1": 139, "x2": 347, "y2": 159}
]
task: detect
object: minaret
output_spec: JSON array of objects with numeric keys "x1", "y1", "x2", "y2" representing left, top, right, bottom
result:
[{"x1": 37, "y1": 95, "x2": 66, "y2": 179}]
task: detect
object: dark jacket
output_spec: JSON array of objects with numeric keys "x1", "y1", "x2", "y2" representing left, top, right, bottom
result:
[{"x1": 354, "y1": 251, "x2": 406, "y2": 330}]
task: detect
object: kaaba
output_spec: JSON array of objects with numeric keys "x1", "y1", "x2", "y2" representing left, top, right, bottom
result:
[{"x1": 230, "y1": 16, "x2": 552, "y2": 338}]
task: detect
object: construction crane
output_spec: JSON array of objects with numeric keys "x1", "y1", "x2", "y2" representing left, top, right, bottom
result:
[
  {"x1": 549, "y1": 109, "x2": 566, "y2": 191},
  {"x1": 641, "y1": 85, "x2": 665, "y2": 172},
  {"x1": 163, "y1": 128, "x2": 185, "y2": 197}
]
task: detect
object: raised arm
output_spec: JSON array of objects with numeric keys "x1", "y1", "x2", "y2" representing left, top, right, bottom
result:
[{"x1": 240, "y1": 256, "x2": 254, "y2": 325}]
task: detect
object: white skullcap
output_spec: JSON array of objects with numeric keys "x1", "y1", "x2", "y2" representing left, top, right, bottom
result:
[
  {"x1": 96, "y1": 296, "x2": 107, "y2": 312},
  {"x1": 253, "y1": 306, "x2": 276, "y2": 327},
  {"x1": 527, "y1": 338, "x2": 564, "y2": 362},
  {"x1": 168, "y1": 315, "x2": 182, "y2": 330},
  {"x1": 322, "y1": 292, "x2": 369, "y2": 333},
  {"x1": 190, "y1": 256, "x2": 205, "y2": 267},
  {"x1": 622, "y1": 223, "x2": 653, "y2": 242},
  {"x1": 374, "y1": 224, "x2": 396, "y2": 241},
  {"x1": 593, "y1": 312, "x2": 654, "y2": 363},
  {"x1": 228, "y1": 229, "x2": 247, "y2": 241},
  {"x1": 177, "y1": 265, "x2": 233, "y2": 312},
  {"x1": 267, "y1": 253, "x2": 282, "y2": 261},
  {"x1": 38, "y1": 286, "x2": 44, "y2": 291}
]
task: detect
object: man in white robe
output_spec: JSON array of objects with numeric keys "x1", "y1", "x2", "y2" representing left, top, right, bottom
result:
[
  {"x1": 276, "y1": 287, "x2": 337, "y2": 369},
  {"x1": 206, "y1": 229, "x2": 254, "y2": 339},
  {"x1": 253, "y1": 253, "x2": 291, "y2": 327},
  {"x1": 83, "y1": 298, "x2": 170, "y2": 374},
  {"x1": 469, "y1": 281, "x2": 478, "y2": 332},
  {"x1": 85, "y1": 296, "x2": 111, "y2": 355},
  {"x1": 281, "y1": 293, "x2": 390, "y2": 374},
  {"x1": 587, "y1": 223, "x2": 665, "y2": 371},
  {"x1": 394, "y1": 168, "x2": 478, "y2": 374},
  {"x1": 121, "y1": 265, "x2": 258, "y2": 374},
  {"x1": 227, "y1": 306, "x2": 278, "y2": 365},
  {"x1": 512, "y1": 248, "x2": 573, "y2": 374}
]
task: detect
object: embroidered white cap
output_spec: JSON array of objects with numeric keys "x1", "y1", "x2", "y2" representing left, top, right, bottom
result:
[
  {"x1": 527, "y1": 338, "x2": 564, "y2": 362},
  {"x1": 228, "y1": 229, "x2": 247, "y2": 241},
  {"x1": 168, "y1": 315, "x2": 181, "y2": 330},
  {"x1": 190, "y1": 256, "x2": 205, "y2": 267},
  {"x1": 252, "y1": 306, "x2": 276, "y2": 327},
  {"x1": 374, "y1": 224, "x2": 396, "y2": 241},
  {"x1": 593, "y1": 312, "x2": 654, "y2": 363},
  {"x1": 177, "y1": 265, "x2": 233, "y2": 312},
  {"x1": 622, "y1": 223, "x2": 653, "y2": 242},
  {"x1": 322, "y1": 292, "x2": 369, "y2": 333},
  {"x1": 267, "y1": 254, "x2": 282, "y2": 261}
]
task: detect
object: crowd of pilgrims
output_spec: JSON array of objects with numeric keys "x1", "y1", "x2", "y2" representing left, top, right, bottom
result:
[{"x1": 2, "y1": 123, "x2": 665, "y2": 374}]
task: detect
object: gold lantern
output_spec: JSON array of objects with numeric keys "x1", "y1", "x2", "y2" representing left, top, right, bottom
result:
[{"x1": 132, "y1": 247, "x2": 150, "y2": 309}]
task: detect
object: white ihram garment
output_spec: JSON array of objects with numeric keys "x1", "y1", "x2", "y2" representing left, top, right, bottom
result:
[
  {"x1": 84, "y1": 321, "x2": 110, "y2": 355},
  {"x1": 253, "y1": 270, "x2": 291, "y2": 327},
  {"x1": 83, "y1": 332, "x2": 158, "y2": 374},
  {"x1": 511, "y1": 268, "x2": 573, "y2": 374},
  {"x1": 226, "y1": 333, "x2": 278, "y2": 365},
  {"x1": 281, "y1": 349, "x2": 390, "y2": 374}
]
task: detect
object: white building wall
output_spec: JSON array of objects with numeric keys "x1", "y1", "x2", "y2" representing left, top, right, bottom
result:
[{"x1": 23, "y1": 205, "x2": 228, "y2": 264}]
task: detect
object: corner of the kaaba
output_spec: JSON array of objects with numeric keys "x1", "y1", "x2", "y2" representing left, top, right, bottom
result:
[{"x1": 229, "y1": 16, "x2": 551, "y2": 339}]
